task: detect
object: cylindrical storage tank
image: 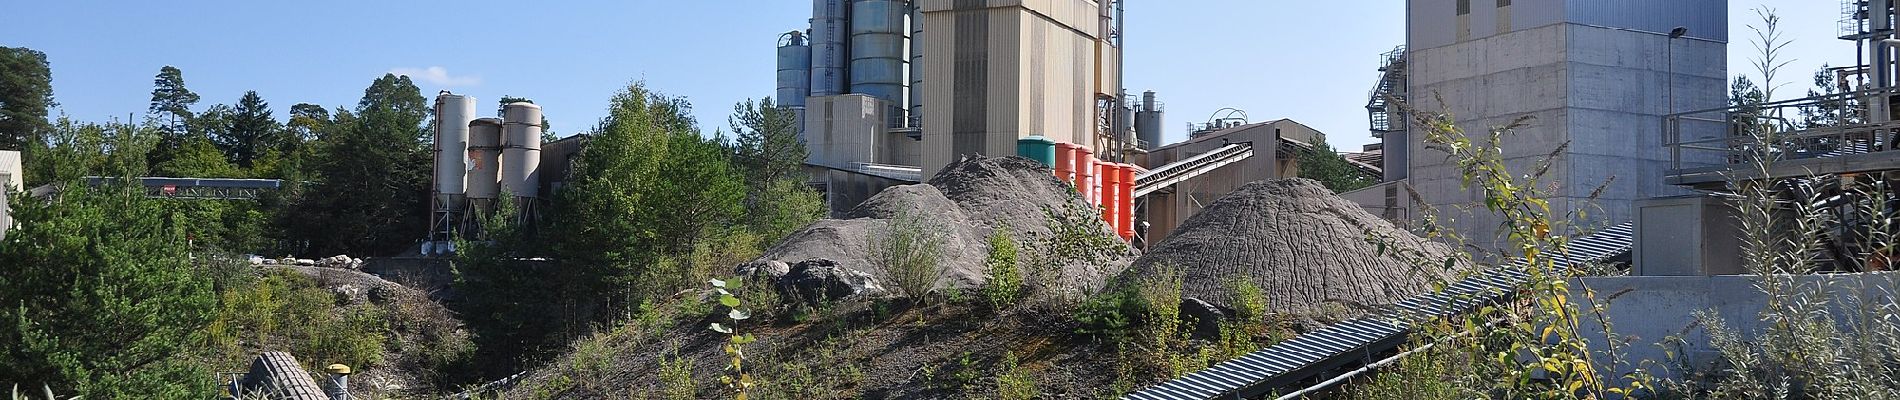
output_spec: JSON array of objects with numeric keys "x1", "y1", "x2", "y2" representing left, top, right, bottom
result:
[
  {"x1": 777, "y1": 31, "x2": 812, "y2": 109},
  {"x1": 907, "y1": 2, "x2": 924, "y2": 122},
  {"x1": 1055, "y1": 142, "x2": 1078, "y2": 185},
  {"x1": 1075, "y1": 148, "x2": 1096, "y2": 204},
  {"x1": 467, "y1": 118, "x2": 504, "y2": 201},
  {"x1": 501, "y1": 103, "x2": 543, "y2": 199},
  {"x1": 434, "y1": 94, "x2": 476, "y2": 209},
  {"x1": 848, "y1": 0, "x2": 906, "y2": 107},
  {"x1": 1016, "y1": 135, "x2": 1057, "y2": 167},
  {"x1": 1135, "y1": 91, "x2": 1164, "y2": 150},
  {"x1": 1117, "y1": 163, "x2": 1138, "y2": 240},
  {"x1": 811, "y1": 0, "x2": 848, "y2": 96},
  {"x1": 1101, "y1": 162, "x2": 1121, "y2": 227}
]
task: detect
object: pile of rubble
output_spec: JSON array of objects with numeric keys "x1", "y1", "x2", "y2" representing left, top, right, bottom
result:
[
  {"x1": 1122, "y1": 178, "x2": 1466, "y2": 324},
  {"x1": 250, "y1": 254, "x2": 364, "y2": 270},
  {"x1": 741, "y1": 156, "x2": 1136, "y2": 302}
]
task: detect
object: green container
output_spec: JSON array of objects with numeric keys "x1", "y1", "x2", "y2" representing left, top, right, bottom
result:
[{"x1": 1016, "y1": 135, "x2": 1058, "y2": 167}]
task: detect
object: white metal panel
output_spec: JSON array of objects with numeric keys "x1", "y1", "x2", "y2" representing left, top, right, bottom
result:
[{"x1": 0, "y1": 150, "x2": 20, "y2": 192}]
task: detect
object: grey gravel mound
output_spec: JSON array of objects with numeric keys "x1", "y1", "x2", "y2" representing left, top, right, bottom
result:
[
  {"x1": 1123, "y1": 178, "x2": 1464, "y2": 318},
  {"x1": 752, "y1": 156, "x2": 1136, "y2": 293}
]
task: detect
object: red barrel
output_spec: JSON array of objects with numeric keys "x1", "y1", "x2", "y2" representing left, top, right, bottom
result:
[
  {"x1": 1117, "y1": 163, "x2": 1138, "y2": 240},
  {"x1": 1102, "y1": 162, "x2": 1121, "y2": 229},
  {"x1": 1055, "y1": 142, "x2": 1078, "y2": 187},
  {"x1": 1075, "y1": 147, "x2": 1095, "y2": 204}
]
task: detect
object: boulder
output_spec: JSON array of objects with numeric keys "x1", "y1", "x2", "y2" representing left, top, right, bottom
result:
[
  {"x1": 778, "y1": 259, "x2": 886, "y2": 305},
  {"x1": 734, "y1": 259, "x2": 791, "y2": 281},
  {"x1": 1180, "y1": 297, "x2": 1231, "y2": 339}
]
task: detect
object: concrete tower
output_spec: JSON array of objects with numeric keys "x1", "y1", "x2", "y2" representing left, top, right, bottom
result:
[
  {"x1": 917, "y1": 0, "x2": 1120, "y2": 177},
  {"x1": 1390, "y1": 0, "x2": 1727, "y2": 249}
]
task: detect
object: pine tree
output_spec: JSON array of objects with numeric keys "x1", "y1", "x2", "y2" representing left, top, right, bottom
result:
[
  {"x1": 147, "y1": 66, "x2": 199, "y2": 138},
  {"x1": 0, "y1": 47, "x2": 54, "y2": 151},
  {"x1": 213, "y1": 91, "x2": 281, "y2": 168},
  {"x1": 0, "y1": 185, "x2": 218, "y2": 399},
  {"x1": 284, "y1": 74, "x2": 430, "y2": 256},
  {"x1": 553, "y1": 82, "x2": 745, "y2": 313},
  {"x1": 728, "y1": 97, "x2": 822, "y2": 240},
  {"x1": 1295, "y1": 139, "x2": 1376, "y2": 193}
]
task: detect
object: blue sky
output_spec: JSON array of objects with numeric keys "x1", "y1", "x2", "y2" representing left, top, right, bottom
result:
[{"x1": 1, "y1": 1, "x2": 1853, "y2": 152}]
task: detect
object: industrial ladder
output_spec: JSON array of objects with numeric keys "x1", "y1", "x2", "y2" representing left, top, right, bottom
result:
[{"x1": 1133, "y1": 143, "x2": 1255, "y2": 199}]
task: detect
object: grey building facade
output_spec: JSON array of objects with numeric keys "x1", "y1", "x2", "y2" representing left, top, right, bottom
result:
[{"x1": 1389, "y1": 0, "x2": 1727, "y2": 248}]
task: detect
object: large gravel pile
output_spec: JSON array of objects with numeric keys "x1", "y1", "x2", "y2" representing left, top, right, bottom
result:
[
  {"x1": 1122, "y1": 178, "x2": 1464, "y2": 318},
  {"x1": 752, "y1": 156, "x2": 1135, "y2": 292}
]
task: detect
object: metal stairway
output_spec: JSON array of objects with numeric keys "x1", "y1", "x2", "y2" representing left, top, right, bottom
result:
[
  {"x1": 1133, "y1": 143, "x2": 1255, "y2": 198},
  {"x1": 1124, "y1": 223, "x2": 1636, "y2": 400},
  {"x1": 1366, "y1": 46, "x2": 1407, "y2": 137}
]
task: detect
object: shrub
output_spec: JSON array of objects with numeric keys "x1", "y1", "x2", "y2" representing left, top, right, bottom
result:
[
  {"x1": 995, "y1": 351, "x2": 1038, "y2": 400},
  {"x1": 659, "y1": 349, "x2": 696, "y2": 400},
  {"x1": 868, "y1": 209, "x2": 947, "y2": 304},
  {"x1": 982, "y1": 227, "x2": 1025, "y2": 310}
]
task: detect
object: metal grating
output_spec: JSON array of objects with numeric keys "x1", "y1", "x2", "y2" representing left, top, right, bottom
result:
[{"x1": 1124, "y1": 223, "x2": 1635, "y2": 400}]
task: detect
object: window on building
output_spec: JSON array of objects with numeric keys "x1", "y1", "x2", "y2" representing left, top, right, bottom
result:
[
  {"x1": 1497, "y1": 0, "x2": 1510, "y2": 7},
  {"x1": 1457, "y1": 0, "x2": 1471, "y2": 15}
]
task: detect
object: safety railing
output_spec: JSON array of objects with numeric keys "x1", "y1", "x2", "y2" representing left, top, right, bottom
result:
[{"x1": 1663, "y1": 88, "x2": 1887, "y2": 184}]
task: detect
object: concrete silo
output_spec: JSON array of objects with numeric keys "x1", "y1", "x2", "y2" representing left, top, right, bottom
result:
[
  {"x1": 427, "y1": 93, "x2": 475, "y2": 253},
  {"x1": 811, "y1": 0, "x2": 849, "y2": 97},
  {"x1": 779, "y1": 31, "x2": 813, "y2": 140},
  {"x1": 848, "y1": 0, "x2": 907, "y2": 121},
  {"x1": 501, "y1": 102, "x2": 543, "y2": 214},
  {"x1": 465, "y1": 117, "x2": 504, "y2": 222}
]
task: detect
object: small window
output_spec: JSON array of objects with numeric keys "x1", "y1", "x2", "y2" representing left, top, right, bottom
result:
[
  {"x1": 1497, "y1": 0, "x2": 1510, "y2": 6},
  {"x1": 1457, "y1": 0, "x2": 1471, "y2": 15}
]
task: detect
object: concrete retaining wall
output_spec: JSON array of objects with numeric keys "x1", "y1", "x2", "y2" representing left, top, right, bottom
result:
[{"x1": 1569, "y1": 272, "x2": 1900, "y2": 380}]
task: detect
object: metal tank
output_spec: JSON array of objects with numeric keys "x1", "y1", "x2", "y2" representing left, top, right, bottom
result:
[
  {"x1": 466, "y1": 118, "x2": 504, "y2": 202},
  {"x1": 779, "y1": 31, "x2": 813, "y2": 141},
  {"x1": 907, "y1": 2, "x2": 923, "y2": 125},
  {"x1": 501, "y1": 102, "x2": 543, "y2": 200},
  {"x1": 810, "y1": 0, "x2": 848, "y2": 96},
  {"x1": 777, "y1": 31, "x2": 812, "y2": 108},
  {"x1": 848, "y1": 0, "x2": 906, "y2": 109},
  {"x1": 1135, "y1": 91, "x2": 1164, "y2": 150},
  {"x1": 433, "y1": 94, "x2": 476, "y2": 208}
]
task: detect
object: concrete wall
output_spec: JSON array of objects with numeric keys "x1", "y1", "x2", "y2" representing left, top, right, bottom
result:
[
  {"x1": 1571, "y1": 273, "x2": 1900, "y2": 381},
  {"x1": 1402, "y1": 7, "x2": 1726, "y2": 249},
  {"x1": 1635, "y1": 195, "x2": 1743, "y2": 276}
]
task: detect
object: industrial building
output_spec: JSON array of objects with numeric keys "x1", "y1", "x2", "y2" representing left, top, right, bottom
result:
[
  {"x1": 778, "y1": 0, "x2": 1134, "y2": 216},
  {"x1": 0, "y1": 150, "x2": 18, "y2": 240},
  {"x1": 422, "y1": 93, "x2": 557, "y2": 255},
  {"x1": 1355, "y1": 0, "x2": 1728, "y2": 249}
]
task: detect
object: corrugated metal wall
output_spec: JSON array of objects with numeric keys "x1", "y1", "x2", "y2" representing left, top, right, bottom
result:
[{"x1": 919, "y1": 0, "x2": 1103, "y2": 177}]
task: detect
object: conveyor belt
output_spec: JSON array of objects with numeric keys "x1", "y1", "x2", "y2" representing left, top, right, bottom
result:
[
  {"x1": 1125, "y1": 223, "x2": 1635, "y2": 400},
  {"x1": 1134, "y1": 143, "x2": 1254, "y2": 198}
]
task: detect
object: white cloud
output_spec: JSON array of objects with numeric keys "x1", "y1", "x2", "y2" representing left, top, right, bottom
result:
[{"x1": 388, "y1": 66, "x2": 482, "y2": 87}]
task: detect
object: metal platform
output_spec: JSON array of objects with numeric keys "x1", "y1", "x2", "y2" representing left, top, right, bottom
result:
[
  {"x1": 1125, "y1": 223, "x2": 1635, "y2": 400},
  {"x1": 1664, "y1": 88, "x2": 1895, "y2": 188}
]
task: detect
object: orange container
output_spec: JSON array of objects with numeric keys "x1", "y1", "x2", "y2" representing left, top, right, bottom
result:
[
  {"x1": 1075, "y1": 147, "x2": 1095, "y2": 204},
  {"x1": 1054, "y1": 142, "x2": 1078, "y2": 187},
  {"x1": 1118, "y1": 163, "x2": 1138, "y2": 240},
  {"x1": 1102, "y1": 162, "x2": 1121, "y2": 229}
]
